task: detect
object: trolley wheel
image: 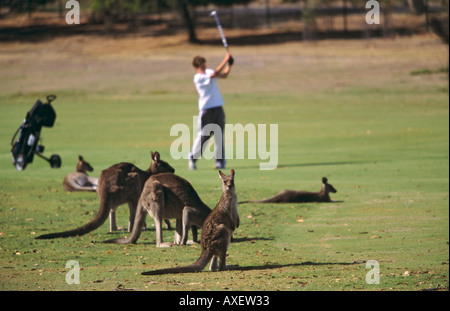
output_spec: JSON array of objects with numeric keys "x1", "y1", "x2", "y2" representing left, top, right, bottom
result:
[{"x1": 49, "y1": 154, "x2": 61, "y2": 168}]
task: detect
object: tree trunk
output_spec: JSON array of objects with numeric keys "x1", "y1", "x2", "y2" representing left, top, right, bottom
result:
[
  {"x1": 178, "y1": 0, "x2": 198, "y2": 43},
  {"x1": 382, "y1": 0, "x2": 393, "y2": 37},
  {"x1": 302, "y1": 0, "x2": 317, "y2": 41},
  {"x1": 407, "y1": 0, "x2": 426, "y2": 14},
  {"x1": 343, "y1": 0, "x2": 348, "y2": 33}
]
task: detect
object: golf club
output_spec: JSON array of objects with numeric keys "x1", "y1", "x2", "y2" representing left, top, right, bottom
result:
[{"x1": 209, "y1": 10, "x2": 229, "y2": 51}]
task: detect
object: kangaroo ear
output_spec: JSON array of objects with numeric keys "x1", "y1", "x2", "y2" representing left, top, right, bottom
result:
[
  {"x1": 78, "y1": 155, "x2": 83, "y2": 161},
  {"x1": 230, "y1": 169, "x2": 235, "y2": 178},
  {"x1": 322, "y1": 177, "x2": 328, "y2": 184},
  {"x1": 151, "y1": 151, "x2": 160, "y2": 162},
  {"x1": 218, "y1": 170, "x2": 225, "y2": 180}
]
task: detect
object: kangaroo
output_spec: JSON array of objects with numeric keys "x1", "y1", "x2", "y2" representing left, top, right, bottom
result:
[
  {"x1": 36, "y1": 151, "x2": 175, "y2": 240},
  {"x1": 62, "y1": 155, "x2": 98, "y2": 192},
  {"x1": 239, "y1": 177, "x2": 337, "y2": 204},
  {"x1": 103, "y1": 172, "x2": 213, "y2": 247},
  {"x1": 63, "y1": 155, "x2": 170, "y2": 233},
  {"x1": 142, "y1": 169, "x2": 239, "y2": 275}
]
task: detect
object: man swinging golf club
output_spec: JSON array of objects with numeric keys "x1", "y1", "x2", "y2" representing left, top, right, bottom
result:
[
  {"x1": 189, "y1": 53, "x2": 234, "y2": 170},
  {"x1": 189, "y1": 10, "x2": 234, "y2": 170}
]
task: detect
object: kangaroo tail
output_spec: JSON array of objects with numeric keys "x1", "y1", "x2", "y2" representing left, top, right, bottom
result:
[
  {"x1": 102, "y1": 201, "x2": 147, "y2": 244},
  {"x1": 238, "y1": 199, "x2": 267, "y2": 204},
  {"x1": 35, "y1": 197, "x2": 110, "y2": 239},
  {"x1": 142, "y1": 249, "x2": 213, "y2": 275}
]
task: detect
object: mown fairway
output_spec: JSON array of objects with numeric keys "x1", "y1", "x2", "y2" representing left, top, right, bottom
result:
[{"x1": 0, "y1": 31, "x2": 448, "y2": 291}]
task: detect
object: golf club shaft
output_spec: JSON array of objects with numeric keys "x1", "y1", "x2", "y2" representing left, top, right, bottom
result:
[{"x1": 211, "y1": 11, "x2": 229, "y2": 51}]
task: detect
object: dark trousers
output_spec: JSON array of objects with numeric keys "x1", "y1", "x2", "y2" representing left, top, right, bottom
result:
[{"x1": 190, "y1": 106, "x2": 225, "y2": 163}]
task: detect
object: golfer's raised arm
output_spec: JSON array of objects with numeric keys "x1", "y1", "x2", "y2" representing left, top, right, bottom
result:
[{"x1": 211, "y1": 53, "x2": 232, "y2": 79}]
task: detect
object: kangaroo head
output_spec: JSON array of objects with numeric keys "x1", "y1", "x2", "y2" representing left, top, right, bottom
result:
[
  {"x1": 322, "y1": 177, "x2": 337, "y2": 193},
  {"x1": 219, "y1": 169, "x2": 235, "y2": 192},
  {"x1": 76, "y1": 155, "x2": 94, "y2": 174},
  {"x1": 149, "y1": 151, "x2": 175, "y2": 174}
]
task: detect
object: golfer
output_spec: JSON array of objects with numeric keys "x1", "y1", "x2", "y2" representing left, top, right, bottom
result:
[{"x1": 189, "y1": 53, "x2": 233, "y2": 170}]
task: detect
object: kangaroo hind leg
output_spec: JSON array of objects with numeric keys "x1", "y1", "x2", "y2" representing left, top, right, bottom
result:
[
  {"x1": 145, "y1": 180, "x2": 170, "y2": 248},
  {"x1": 209, "y1": 256, "x2": 219, "y2": 271},
  {"x1": 109, "y1": 208, "x2": 118, "y2": 232},
  {"x1": 174, "y1": 218, "x2": 183, "y2": 245},
  {"x1": 127, "y1": 200, "x2": 140, "y2": 232},
  {"x1": 180, "y1": 206, "x2": 198, "y2": 245},
  {"x1": 218, "y1": 251, "x2": 227, "y2": 271}
]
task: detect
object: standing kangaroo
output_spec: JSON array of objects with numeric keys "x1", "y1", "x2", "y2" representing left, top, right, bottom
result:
[
  {"x1": 103, "y1": 172, "x2": 212, "y2": 247},
  {"x1": 142, "y1": 169, "x2": 239, "y2": 275},
  {"x1": 36, "y1": 151, "x2": 175, "y2": 240},
  {"x1": 239, "y1": 177, "x2": 337, "y2": 204},
  {"x1": 62, "y1": 155, "x2": 98, "y2": 192}
]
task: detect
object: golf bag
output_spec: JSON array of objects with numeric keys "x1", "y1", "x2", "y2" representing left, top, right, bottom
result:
[{"x1": 10, "y1": 95, "x2": 61, "y2": 171}]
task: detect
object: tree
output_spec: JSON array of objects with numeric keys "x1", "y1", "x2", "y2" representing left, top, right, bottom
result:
[
  {"x1": 90, "y1": 0, "x2": 141, "y2": 28},
  {"x1": 174, "y1": 0, "x2": 253, "y2": 43},
  {"x1": 89, "y1": 0, "x2": 252, "y2": 41},
  {"x1": 2, "y1": 0, "x2": 55, "y2": 17},
  {"x1": 177, "y1": 0, "x2": 197, "y2": 43},
  {"x1": 407, "y1": 0, "x2": 426, "y2": 14},
  {"x1": 302, "y1": 0, "x2": 317, "y2": 41}
]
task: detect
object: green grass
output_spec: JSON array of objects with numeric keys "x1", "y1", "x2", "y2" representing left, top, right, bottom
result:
[{"x1": 0, "y1": 34, "x2": 448, "y2": 291}]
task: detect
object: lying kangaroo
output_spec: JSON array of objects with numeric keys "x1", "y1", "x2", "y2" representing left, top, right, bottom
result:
[
  {"x1": 103, "y1": 172, "x2": 212, "y2": 247},
  {"x1": 62, "y1": 155, "x2": 98, "y2": 192},
  {"x1": 239, "y1": 177, "x2": 337, "y2": 204},
  {"x1": 142, "y1": 169, "x2": 239, "y2": 275},
  {"x1": 36, "y1": 151, "x2": 175, "y2": 240}
]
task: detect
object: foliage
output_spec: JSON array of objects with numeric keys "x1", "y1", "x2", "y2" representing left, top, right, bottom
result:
[
  {"x1": 1, "y1": 0, "x2": 55, "y2": 13},
  {"x1": 90, "y1": 0, "x2": 142, "y2": 21}
]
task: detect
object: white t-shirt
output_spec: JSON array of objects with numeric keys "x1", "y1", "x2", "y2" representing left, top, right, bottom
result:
[{"x1": 193, "y1": 68, "x2": 225, "y2": 111}]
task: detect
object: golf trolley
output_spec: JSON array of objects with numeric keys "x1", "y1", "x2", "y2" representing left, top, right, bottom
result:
[{"x1": 10, "y1": 95, "x2": 62, "y2": 171}]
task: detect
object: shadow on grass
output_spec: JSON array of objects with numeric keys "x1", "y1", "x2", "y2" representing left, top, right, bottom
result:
[
  {"x1": 0, "y1": 17, "x2": 424, "y2": 44},
  {"x1": 227, "y1": 260, "x2": 366, "y2": 272},
  {"x1": 231, "y1": 236, "x2": 274, "y2": 243},
  {"x1": 141, "y1": 260, "x2": 366, "y2": 275},
  {"x1": 233, "y1": 161, "x2": 364, "y2": 170},
  {"x1": 277, "y1": 161, "x2": 363, "y2": 168},
  {"x1": 99, "y1": 235, "x2": 272, "y2": 245}
]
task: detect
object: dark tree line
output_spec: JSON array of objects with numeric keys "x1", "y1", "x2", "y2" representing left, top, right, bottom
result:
[
  {"x1": 175, "y1": 0, "x2": 254, "y2": 43},
  {"x1": 90, "y1": 0, "x2": 253, "y2": 42},
  {"x1": 0, "y1": 0, "x2": 253, "y2": 42},
  {"x1": 1, "y1": 0, "x2": 447, "y2": 42}
]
